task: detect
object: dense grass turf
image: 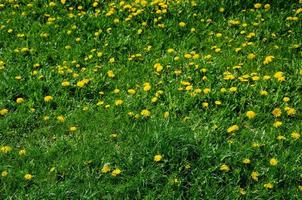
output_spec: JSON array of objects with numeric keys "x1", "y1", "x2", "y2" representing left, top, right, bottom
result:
[{"x1": 0, "y1": 0, "x2": 302, "y2": 199}]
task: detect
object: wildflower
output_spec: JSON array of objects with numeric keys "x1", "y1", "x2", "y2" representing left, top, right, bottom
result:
[
  {"x1": 154, "y1": 63, "x2": 163, "y2": 72},
  {"x1": 19, "y1": 149, "x2": 26, "y2": 156},
  {"x1": 239, "y1": 188, "x2": 246, "y2": 195},
  {"x1": 115, "y1": 99, "x2": 123, "y2": 106},
  {"x1": 219, "y1": 7, "x2": 225, "y2": 12},
  {"x1": 274, "y1": 71, "x2": 285, "y2": 81},
  {"x1": 272, "y1": 108, "x2": 282, "y2": 117},
  {"x1": 264, "y1": 183, "x2": 273, "y2": 189},
  {"x1": 243, "y1": 159, "x2": 251, "y2": 164},
  {"x1": 143, "y1": 83, "x2": 151, "y2": 91},
  {"x1": 246, "y1": 111, "x2": 256, "y2": 119},
  {"x1": 44, "y1": 95, "x2": 53, "y2": 102},
  {"x1": 128, "y1": 89, "x2": 136, "y2": 95},
  {"x1": 277, "y1": 135, "x2": 286, "y2": 141},
  {"x1": 61, "y1": 81, "x2": 70, "y2": 87},
  {"x1": 16, "y1": 97, "x2": 24, "y2": 104},
  {"x1": 220, "y1": 164, "x2": 230, "y2": 172},
  {"x1": 101, "y1": 164, "x2": 110, "y2": 173},
  {"x1": 264, "y1": 4, "x2": 271, "y2": 10},
  {"x1": 107, "y1": 70, "x2": 115, "y2": 78},
  {"x1": 283, "y1": 97, "x2": 290, "y2": 102},
  {"x1": 286, "y1": 107, "x2": 296, "y2": 116},
  {"x1": 154, "y1": 154, "x2": 162, "y2": 162},
  {"x1": 227, "y1": 125, "x2": 239, "y2": 133},
  {"x1": 273, "y1": 121, "x2": 282, "y2": 128},
  {"x1": 141, "y1": 109, "x2": 151, "y2": 117},
  {"x1": 260, "y1": 90, "x2": 268, "y2": 96},
  {"x1": 254, "y1": 3, "x2": 262, "y2": 9},
  {"x1": 0, "y1": 108, "x2": 8, "y2": 116},
  {"x1": 0, "y1": 146, "x2": 12, "y2": 153},
  {"x1": 247, "y1": 53, "x2": 256, "y2": 60},
  {"x1": 203, "y1": 88, "x2": 211, "y2": 94},
  {"x1": 229, "y1": 87, "x2": 237, "y2": 92},
  {"x1": 24, "y1": 173, "x2": 33, "y2": 180},
  {"x1": 251, "y1": 171, "x2": 259, "y2": 181},
  {"x1": 215, "y1": 101, "x2": 222, "y2": 105},
  {"x1": 69, "y1": 126, "x2": 77, "y2": 132},
  {"x1": 179, "y1": 22, "x2": 186, "y2": 27},
  {"x1": 57, "y1": 115, "x2": 65, "y2": 123},
  {"x1": 1, "y1": 170, "x2": 8, "y2": 177},
  {"x1": 111, "y1": 168, "x2": 122, "y2": 176},
  {"x1": 263, "y1": 56, "x2": 274, "y2": 65},
  {"x1": 269, "y1": 158, "x2": 278, "y2": 166},
  {"x1": 291, "y1": 131, "x2": 300, "y2": 140},
  {"x1": 163, "y1": 112, "x2": 169, "y2": 118}
]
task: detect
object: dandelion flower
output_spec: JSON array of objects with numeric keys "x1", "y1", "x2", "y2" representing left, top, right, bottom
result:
[{"x1": 154, "y1": 154, "x2": 162, "y2": 162}]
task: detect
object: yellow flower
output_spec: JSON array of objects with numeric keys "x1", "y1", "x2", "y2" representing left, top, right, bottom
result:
[
  {"x1": 1, "y1": 170, "x2": 8, "y2": 177},
  {"x1": 264, "y1": 4, "x2": 271, "y2": 10},
  {"x1": 128, "y1": 89, "x2": 136, "y2": 95},
  {"x1": 24, "y1": 173, "x2": 33, "y2": 180},
  {"x1": 274, "y1": 71, "x2": 285, "y2": 81},
  {"x1": 254, "y1": 3, "x2": 262, "y2": 9},
  {"x1": 154, "y1": 154, "x2": 162, "y2": 162},
  {"x1": 141, "y1": 109, "x2": 151, "y2": 117},
  {"x1": 260, "y1": 90, "x2": 268, "y2": 96},
  {"x1": 19, "y1": 149, "x2": 26, "y2": 156},
  {"x1": 0, "y1": 146, "x2": 12, "y2": 153},
  {"x1": 57, "y1": 115, "x2": 65, "y2": 123},
  {"x1": 44, "y1": 95, "x2": 53, "y2": 102},
  {"x1": 107, "y1": 70, "x2": 115, "y2": 78},
  {"x1": 111, "y1": 168, "x2": 122, "y2": 176},
  {"x1": 243, "y1": 159, "x2": 251, "y2": 164},
  {"x1": 61, "y1": 81, "x2": 70, "y2": 87},
  {"x1": 163, "y1": 111, "x2": 169, "y2": 119},
  {"x1": 272, "y1": 108, "x2": 282, "y2": 117},
  {"x1": 0, "y1": 108, "x2": 9, "y2": 116},
  {"x1": 69, "y1": 126, "x2": 77, "y2": 132},
  {"x1": 202, "y1": 102, "x2": 209, "y2": 108},
  {"x1": 269, "y1": 158, "x2": 278, "y2": 166},
  {"x1": 283, "y1": 97, "x2": 290, "y2": 102},
  {"x1": 16, "y1": 97, "x2": 24, "y2": 104},
  {"x1": 273, "y1": 121, "x2": 282, "y2": 128},
  {"x1": 264, "y1": 183, "x2": 273, "y2": 189},
  {"x1": 227, "y1": 125, "x2": 239, "y2": 133},
  {"x1": 61, "y1": 0, "x2": 66, "y2": 5},
  {"x1": 115, "y1": 99, "x2": 123, "y2": 106},
  {"x1": 246, "y1": 111, "x2": 256, "y2": 119},
  {"x1": 291, "y1": 131, "x2": 300, "y2": 140},
  {"x1": 179, "y1": 22, "x2": 186, "y2": 27},
  {"x1": 286, "y1": 107, "x2": 296, "y2": 116},
  {"x1": 203, "y1": 88, "x2": 211, "y2": 94},
  {"x1": 154, "y1": 63, "x2": 163, "y2": 72},
  {"x1": 251, "y1": 171, "x2": 259, "y2": 181},
  {"x1": 263, "y1": 55, "x2": 274, "y2": 65},
  {"x1": 143, "y1": 82, "x2": 151, "y2": 91},
  {"x1": 247, "y1": 53, "x2": 256, "y2": 60},
  {"x1": 101, "y1": 164, "x2": 110, "y2": 173},
  {"x1": 229, "y1": 87, "x2": 237, "y2": 92},
  {"x1": 239, "y1": 188, "x2": 246, "y2": 195},
  {"x1": 219, "y1": 7, "x2": 225, "y2": 12},
  {"x1": 277, "y1": 135, "x2": 286, "y2": 141},
  {"x1": 220, "y1": 164, "x2": 230, "y2": 172}
]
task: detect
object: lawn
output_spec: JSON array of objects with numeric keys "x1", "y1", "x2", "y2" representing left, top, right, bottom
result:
[{"x1": 0, "y1": 0, "x2": 302, "y2": 199}]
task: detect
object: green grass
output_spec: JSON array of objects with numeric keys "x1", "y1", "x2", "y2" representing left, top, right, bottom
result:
[{"x1": 0, "y1": 0, "x2": 302, "y2": 199}]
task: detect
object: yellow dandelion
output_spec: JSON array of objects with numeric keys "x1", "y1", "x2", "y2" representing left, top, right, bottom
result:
[
  {"x1": 154, "y1": 154, "x2": 163, "y2": 162},
  {"x1": 111, "y1": 168, "x2": 122, "y2": 177}
]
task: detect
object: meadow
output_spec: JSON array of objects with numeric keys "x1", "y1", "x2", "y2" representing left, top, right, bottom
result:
[{"x1": 0, "y1": 0, "x2": 302, "y2": 199}]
